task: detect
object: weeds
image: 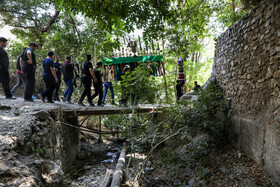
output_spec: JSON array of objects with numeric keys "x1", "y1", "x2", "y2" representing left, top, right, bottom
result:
[{"x1": 32, "y1": 147, "x2": 44, "y2": 158}]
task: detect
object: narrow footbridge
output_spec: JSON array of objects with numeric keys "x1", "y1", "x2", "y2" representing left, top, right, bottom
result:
[
  {"x1": 0, "y1": 96, "x2": 166, "y2": 142},
  {"x1": 60, "y1": 103, "x2": 162, "y2": 116},
  {"x1": 0, "y1": 96, "x2": 164, "y2": 117}
]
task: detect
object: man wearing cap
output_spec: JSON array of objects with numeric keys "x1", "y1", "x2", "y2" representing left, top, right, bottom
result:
[
  {"x1": 61, "y1": 56, "x2": 75, "y2": 104},
  {"x1": 0, "y1": 37, "x2": 16, "y2": 99},
  {"x1": 91, "y1": 61, "x2": 104, "y2": 106},
  {"x1": 22, "y1": 42, "x2": 38, "y2": 102}
]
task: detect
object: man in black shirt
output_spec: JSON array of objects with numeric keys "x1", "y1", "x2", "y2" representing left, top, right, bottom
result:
[
  {"x1": 22, "y1": 42, "x2": 38, "y2": 102},
  {"x1": 78, "y1": 54, "x2": 97, "y2": 106},
  {"x1": 193, "y1": 81, "x2": 201, "y2": 92},
  {"x1": 11, "y1": 47, "x2": 27, "y2": 96},
  {"x1": 52, "y1": 55, "x2": 62, "y2": 101},
  {"x1": 72, "y1": 58, "x2": 80, "y2": 88},
  {"x1": 61, "y1": 56, "x2": 75, "y2": 104},
  {"x1": 176, "y1": 80, "x2": 183, "y2": 101},
  {"x1": 0, "y1": 37, "x2": 15, "y2": 99},
  {"x1": 91, "y1": 61, "x2": 104, "y2": 106}
]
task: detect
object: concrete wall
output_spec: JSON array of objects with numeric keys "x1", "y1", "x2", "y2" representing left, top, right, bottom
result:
[{"x1": 213, "y1": 0, "x2": 280, "y2": 181}]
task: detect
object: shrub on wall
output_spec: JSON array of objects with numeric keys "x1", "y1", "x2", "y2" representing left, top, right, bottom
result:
[{"x1": 188, "y1": 79, "x2": 230, "y2": 146}]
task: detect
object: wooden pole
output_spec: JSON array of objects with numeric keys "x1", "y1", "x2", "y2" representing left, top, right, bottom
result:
[
  {"x1": 110, "y1": 142, "x2": 127, "y2": 187},
  {"x1": 98, "y1": 115, "x2": 102, "y2": 143},
  {"x1": 162, "y1": 62, "x2": 169, "y2": 103},
  {"x1": 94, "y1": 42, "x2": 97, "y2": 64},
  {"x1": 138, "y1": 35, "x2": 142, "y2": 56}
]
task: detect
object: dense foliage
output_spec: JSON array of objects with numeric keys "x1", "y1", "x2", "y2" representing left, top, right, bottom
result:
[
  {"x1": 188, "y1": 79, "x2": 230, "y2": 144},
  {"x1": 0, "y1": 0, "x2": 256, "y2": 102}
]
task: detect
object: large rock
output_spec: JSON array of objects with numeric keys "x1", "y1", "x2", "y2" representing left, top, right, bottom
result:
[{"x1": 42, "y1": 161, "x2": 64, "y2": 185}]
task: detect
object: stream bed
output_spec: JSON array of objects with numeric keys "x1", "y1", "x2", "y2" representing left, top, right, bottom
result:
[{"x1": 66, "y1": 137, "x2": 122, "y2": 187}]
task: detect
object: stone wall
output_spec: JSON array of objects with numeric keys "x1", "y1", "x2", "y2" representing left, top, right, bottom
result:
[
  {"x1": 213, "y1": 0, "x2": 280, "y2": 181},
  {"x1": 27, "y1": 109, "x2": 80, "y2": 172},
  {"x1": 0, "y1": 102, "x2": 80, "y2": 186}
]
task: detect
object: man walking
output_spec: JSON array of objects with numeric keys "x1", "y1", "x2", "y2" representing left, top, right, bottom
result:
[
  {"x1": 22, "y1": 42, "x2": 38, "y2": 102},
  {"x1": 78, "y1": 54, "x2": 97, "y2": 106},
  {"x1": 176, "y1": 80, "x2": 183, "y2": 101},
  {"x1": 102, "y1": 66, "x2": 115, "y2": 105},
  {"x1": 52, "y1": 55, "x2": 62, "y2": 101},
  {"x1": 41, "y1": 51, "x2": 58, "y2": 103},
  {"x1": 11, "y1": 47, "x2": 27, "y2": 96},
  {"x1": 91, "y1": 61, "x2": 104, "y2": 106},
  {"x1": 0, "y1": 37, "x2": 15, "y2": 99},
  {"x1": 61, "y1": 56, "x2": 75, "y2": 104}
]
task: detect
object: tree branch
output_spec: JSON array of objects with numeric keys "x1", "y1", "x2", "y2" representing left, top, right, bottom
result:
[
  {"x1": 67, "y1": 13, "x2": 82, "y2": 47},
  {"x1": 41, "y1": 7, "x2": 60, "y2": 33},
  {"x1": 0, "y1": 8, "x2": 35, "y2": 21},
  {"x1": 14, "y1": 25, "x2": 36, "y2": 29}
]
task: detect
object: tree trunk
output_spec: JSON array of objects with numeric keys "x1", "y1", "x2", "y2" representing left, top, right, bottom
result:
[{"x1": 110, "y1": 142, "x2": 127, "y2": 187}]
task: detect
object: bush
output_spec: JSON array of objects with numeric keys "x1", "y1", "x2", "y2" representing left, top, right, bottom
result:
[{"x1": 188, "y1": 79, "x2": 230, "y2": 146}]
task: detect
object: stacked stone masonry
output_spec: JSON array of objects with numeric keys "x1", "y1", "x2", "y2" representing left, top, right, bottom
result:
[
  {"x1": 213, "y1": 0, "x2": 280, "y2": 181},
  {"x1": 0, "y1": 101, "x2": 80, "y2": 186}
]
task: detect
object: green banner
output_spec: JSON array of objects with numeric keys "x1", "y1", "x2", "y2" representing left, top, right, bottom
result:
[{"x1": 102, "y1": 55, "x2": 164, "y2": 65}]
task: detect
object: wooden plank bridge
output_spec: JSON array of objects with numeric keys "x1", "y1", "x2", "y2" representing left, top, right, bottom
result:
[{"x1": 0, "y1": 97, "x2": 164, "y2": 117}]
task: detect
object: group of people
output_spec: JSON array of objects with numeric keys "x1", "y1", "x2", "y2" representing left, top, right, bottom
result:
[
  {"x1": 1, "y1": 37, "x2": 203, "y2": 105},
  {"x1": 0, "y1": 37, "x2": 115, "y2": 106},
  {"x1": 0, "y1": 37, "x2": 38, "y2": 101}
]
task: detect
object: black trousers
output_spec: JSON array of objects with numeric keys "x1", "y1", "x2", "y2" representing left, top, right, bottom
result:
[
  {"x1": 22, "y1": 67, "x2": 36, "y2": 100},
  {"x1": 53, "y1": 80, "x2": 61, "y2": 101},
  {"x1": 91, "y1": 83, "x2": 103, "y2": 105},
  {"x1": 0, "y1": 68, "x2": 12, "y2": 97},
  {"x1": 120, "y1": 86, "x2": 128, "y2": 105},
  {"x1": 79, "y1": 77, "x2": 92, "y2": 104},
  {"x1": 177, "y1": 93, "x2": 182, "y2": 101},
  {"x1": 42, "y1": 76, "x2": 56, "y2": 101},
  {"x1": 120, "y1": 87, "x2": 137, "y2": 106}
]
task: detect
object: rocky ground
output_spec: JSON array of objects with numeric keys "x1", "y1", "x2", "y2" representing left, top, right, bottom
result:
[
  {"x1": 1, "y1": 96, "x2": 279, "y2": 187},
  {"x1": 0, "y1": 96, "x2": 123, "y2": 186},
  {"x1": 0, "y1": 97, "x2": 66, "y2": 186},
  {"x1": 124, "y1": 145, "x2": 280, "y2": 187},
  {"x1": 66, "y1": 133, "x2": 122, "y2": 187}
]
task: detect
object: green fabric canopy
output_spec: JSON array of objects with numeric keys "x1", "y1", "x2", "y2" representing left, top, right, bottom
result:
[{"x1": 102, "y1": 55, "x2": 163, "y2": 65}]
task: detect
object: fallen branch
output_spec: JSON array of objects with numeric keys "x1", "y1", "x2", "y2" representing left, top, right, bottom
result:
[
  {"x1": 100, "y1": 169, "x2": 112, "y2": 187},
  {"x1": 133, "y1": 128, "x2": 183, "y2": 183},
  {"x1": 110, "y1": 142, "x2": 127, "y2": 187}
]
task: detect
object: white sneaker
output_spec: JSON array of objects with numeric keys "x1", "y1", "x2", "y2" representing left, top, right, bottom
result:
[{"x1": 61, "y1": 96, "x2": 66, "y2": 102}]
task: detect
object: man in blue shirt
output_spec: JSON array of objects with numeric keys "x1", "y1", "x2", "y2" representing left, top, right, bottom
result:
[{"x1": 41, "y1": 51, "x2": 58, "y2": 103}]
